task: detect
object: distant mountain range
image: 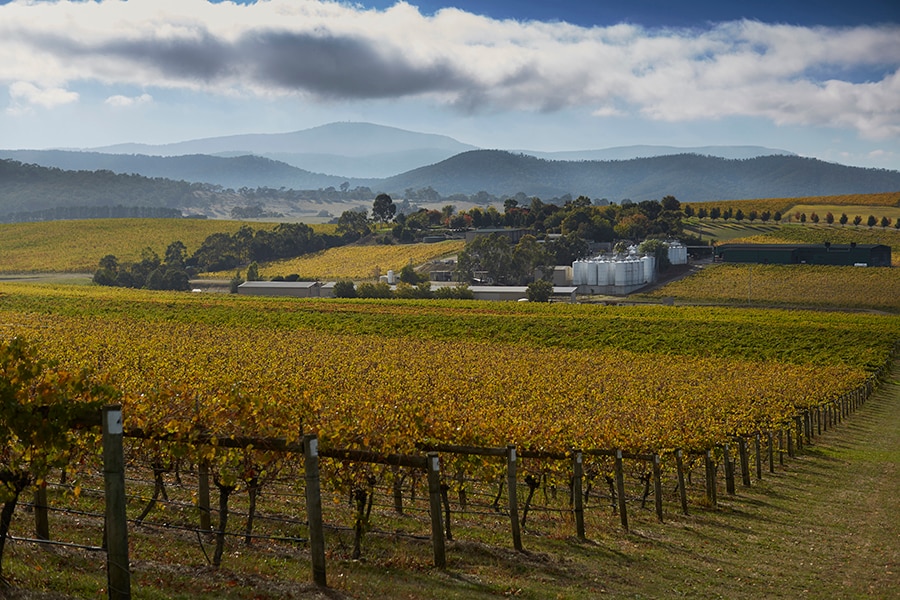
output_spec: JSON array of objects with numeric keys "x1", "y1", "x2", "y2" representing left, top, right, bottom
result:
[
  {"x1": 88, "y1": 122, "x2": 478, "y2": 179},
  {"x1": 77, "y1": 122, "x2": 795, "y2": 179},
  {"x1": 1, "y1": 122, "x2": 899, "y2": 213}
]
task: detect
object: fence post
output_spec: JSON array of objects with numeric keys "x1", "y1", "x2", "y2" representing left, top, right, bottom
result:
[
  {"x1": 572, "y1": 451, "x2": 585, "y2": 540},
  {"x1": 794, "y1": 416, "x2": 803, "y2": 451},
  {"x1": 426, "y1": 453, "x2": 447, "y2": 568},
  {"x1": 34, "y1": 483, "x2": 50, "y2": 541},
  {"x1": 767, "y1": 431, "x2": 775, "y2": 473},
  {"x1": 506, "y1": 445, "x2": 523, "y2": 551},
  {"x1": 652, "y1": 454, "x2": 663, "y2": 523},
  {"x1": 102, "y1": 405, "x2": 130, "y2": 600},
  {"x1": 787, "y1": 429, "x2": 794, "y2": 458},
  {"x1": 614, "y1": 450, "x2": 629, "y2": 530},
  {"x1": 675, "y1": 450, "x2": 688, "y2": 515},
  {"x1": 723, "y1": 444, "x2": 735, "y2": 495},
  {"x1": 198, "y1": 460, "x2": 212, "y2": 532},
  {"x1": 754, "y1": 434, "x2": 762, "y2": 480},
  {"x1": 704, "y1": 450, "x2": 717, "y2": 508},
  {"x1": 738, "y1": 438, "x2": 751, "y2": 487},
  {"x1": 303, "y1": 434, "x2": 327, "y2": 586}
]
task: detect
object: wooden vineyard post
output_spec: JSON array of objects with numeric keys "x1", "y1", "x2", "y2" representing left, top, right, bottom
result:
[
  {"x1": 723, "y1": 444, "x2": 735, "y2": 495},
  {"x1": 767, "y1": 431, "x2": 775, "y2": 473},
  {"x1": 34, "y1": 482, "x2": 50, "y2": 541},
  {"x1": 816, "y1": 407, "x2": 822, "y2": 436},
  {"x1": 102, "y1": 405, "x2": 131, "y2": 600},
  {"x1": 787, "y1": 429, "x2": 794, "y2": 458},
  {"x1": 675, "y1": 450, "x2": 688, "y2": 515},
  {"x1": 754, "y1": 434, "x2": 763, "y2": 480},
  {"x1": 652, "y1": 454, "x2": 663, "y2": 523},
  {"x1": 303, "y1": 434, "x2": 327, "y2": 587},
  {"x1": 426, "y1": 453, "x2": 447, "y2": 568},
  {"x1": 704, "y1": 450, "x2": 717, "y2": 508},
  {"x1": 614, "y1": 450, "x2": 628, "y2": 530},
  {"x1": 198, "y1": 460, "x2": 212, "y2": 532},
  {"x1": 572, "y1": 451, "x2": 585, "y2": 540},
  {"x1": 794, "y1": 416, "x2": 803, "y2": 451},
  {"x1": 506, "y1": 445, "x2": 523, "y2": 551},
  {"x1": 738, "y1": 438, "x2": 751, "y2": 487}
]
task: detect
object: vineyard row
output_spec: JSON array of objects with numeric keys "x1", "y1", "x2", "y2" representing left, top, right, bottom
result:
[{"x1": 18, "y1": 365, "x2": 882, "y2": 597}]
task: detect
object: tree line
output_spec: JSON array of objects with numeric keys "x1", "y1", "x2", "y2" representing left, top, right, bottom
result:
[{"x1": 92, "y1": 222, "x2": 361, "y2": 291}]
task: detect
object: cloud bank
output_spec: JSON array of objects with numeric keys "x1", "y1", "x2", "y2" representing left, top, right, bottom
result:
[{"x1": 1, "y1": 0, "x2": 898, "y2": 138}]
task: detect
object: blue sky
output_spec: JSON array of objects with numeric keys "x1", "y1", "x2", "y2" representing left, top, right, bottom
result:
[{"x1": 1, "y1": 0, "x2": 899, "y2": 172}]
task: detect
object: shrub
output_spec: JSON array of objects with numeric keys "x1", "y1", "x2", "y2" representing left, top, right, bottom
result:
[
  {"x1": 526, "y1": 279, "x2": 554, "y2": 303},
  {"x1": 356, "y1": 281, "x2": 394, "y2": 299},
  {"x1": 333, "y1": 280, "x2": 357, "y2": 298}
]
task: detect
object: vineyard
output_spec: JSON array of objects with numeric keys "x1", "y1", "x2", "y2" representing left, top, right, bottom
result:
[
  {"x1": 643, "y1": 263, "x2": 900, "y2": 312},
  {"x1": 684, "y1": 190, "x2": 900, "y2": 218},
  {"x1": 0, "y1": 219, "x2": 336, "y2": 274},
  {"x1": 1, "y1": 282, "x2": 899, "y2": 597},
  {"x1": 205, "y1": 239, "x2": 465, "y2": 281}
]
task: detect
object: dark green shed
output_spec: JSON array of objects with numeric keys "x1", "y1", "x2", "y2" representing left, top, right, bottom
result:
[{"x1": 714, "y1": 243, "x2": 891, "y2": 267}]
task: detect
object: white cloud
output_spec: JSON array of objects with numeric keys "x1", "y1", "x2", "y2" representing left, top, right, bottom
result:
[
  {"x1": 0, "y1": 0, "x2": 898, "y2": 138},
  {"x1": 105, "y1": 93, "x2": 153, "y2": 107},
  {"x1": 7, "y1": 81, "x2": 79, "y2": 115}
]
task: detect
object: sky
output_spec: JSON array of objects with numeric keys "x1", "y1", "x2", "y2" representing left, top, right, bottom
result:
[{"x1": 1, "y1": 0, "x2": 899, "y2": 171}]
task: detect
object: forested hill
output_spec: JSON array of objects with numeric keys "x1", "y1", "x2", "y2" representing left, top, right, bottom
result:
[
  {"x1": 375, "y1": 151, "x2": 900, "y2": 202},
  {"x1": 0, "y1": 159, "x2": 208, "y2": 220},
  {"x1": 0, "y1": 150, "x2": 343, "y2": 191}
]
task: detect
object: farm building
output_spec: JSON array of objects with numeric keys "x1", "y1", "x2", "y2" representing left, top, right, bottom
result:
[
  {"x1": 237, "y1": 281, "x2": 323, "y2": 297},
  {"x1": 465, "y1": 285, "x2": 578, "y2": 302},
  {"x1": 714, "y1": 243, "x2": 891, "y2": 267}
]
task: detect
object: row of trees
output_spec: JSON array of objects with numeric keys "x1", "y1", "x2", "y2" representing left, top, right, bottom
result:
[
  {"x1": 93, "y1": 221, "x2": 365, "y2": 291},
  {"x1": 387, "y1": 194, "x2": 687, "y2": 246}
]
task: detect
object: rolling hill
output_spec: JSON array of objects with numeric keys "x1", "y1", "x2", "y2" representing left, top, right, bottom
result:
[{"x1": 374, "y1": 151, "x2": 900, "y2": 202}]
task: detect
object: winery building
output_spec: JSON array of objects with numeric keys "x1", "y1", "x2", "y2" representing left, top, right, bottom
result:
[{"x1": 714, "y1": 243, "x2": 891, "y2": 267}]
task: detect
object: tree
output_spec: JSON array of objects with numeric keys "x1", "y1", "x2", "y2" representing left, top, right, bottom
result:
[
  {"x1": 825, "y1": 212, "x2": 834, "y2": 225},
  {"x1": 164, "y1": 241, "x2": 187, "y2": 268},
  {"x1": 229, "y1": 271, "x2": 244, "y2": 294},
  {"x1": 455, "y1": 234, "x2": 514, "y2": 285},
  {"x1": 526, "y1": 279, "x2": 553, "y2": 302},
  {"x1": 399, "y1": 263, "x2": 428, "y2": 285},
  {"x1": 660, "y1": 195, "x2": 680, "y2": 212},
  {"x1": 337, "y1": 210, "x2": 370, "y2": 240},
  {"x1": 637, "y1": 239, "x2": 672, "y2": 272},
  {"x1": 246, "y1": 262, "x2": 261, "y2": 282},
  {"x1": 372, "y1": 193, "x2": 396, "y2": 224},
  {"x1": 810, "y1": 212, "x2": 819, "y2": 224},
  {"x1": 867, "y1": 215, "x2": 877, "y2": 228},
  {"x1": 839, "y1": 213, "x2": 848, "y2": 226},
  {"x1": 356, "y1": 282, "x2": 394, "y2": 299},
  {"x1": 880, "y1": 216, "x2": 891, "y2": 228},
  {"x1": 334, "y1": 280, "x2": 357, "y2": 298}
]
